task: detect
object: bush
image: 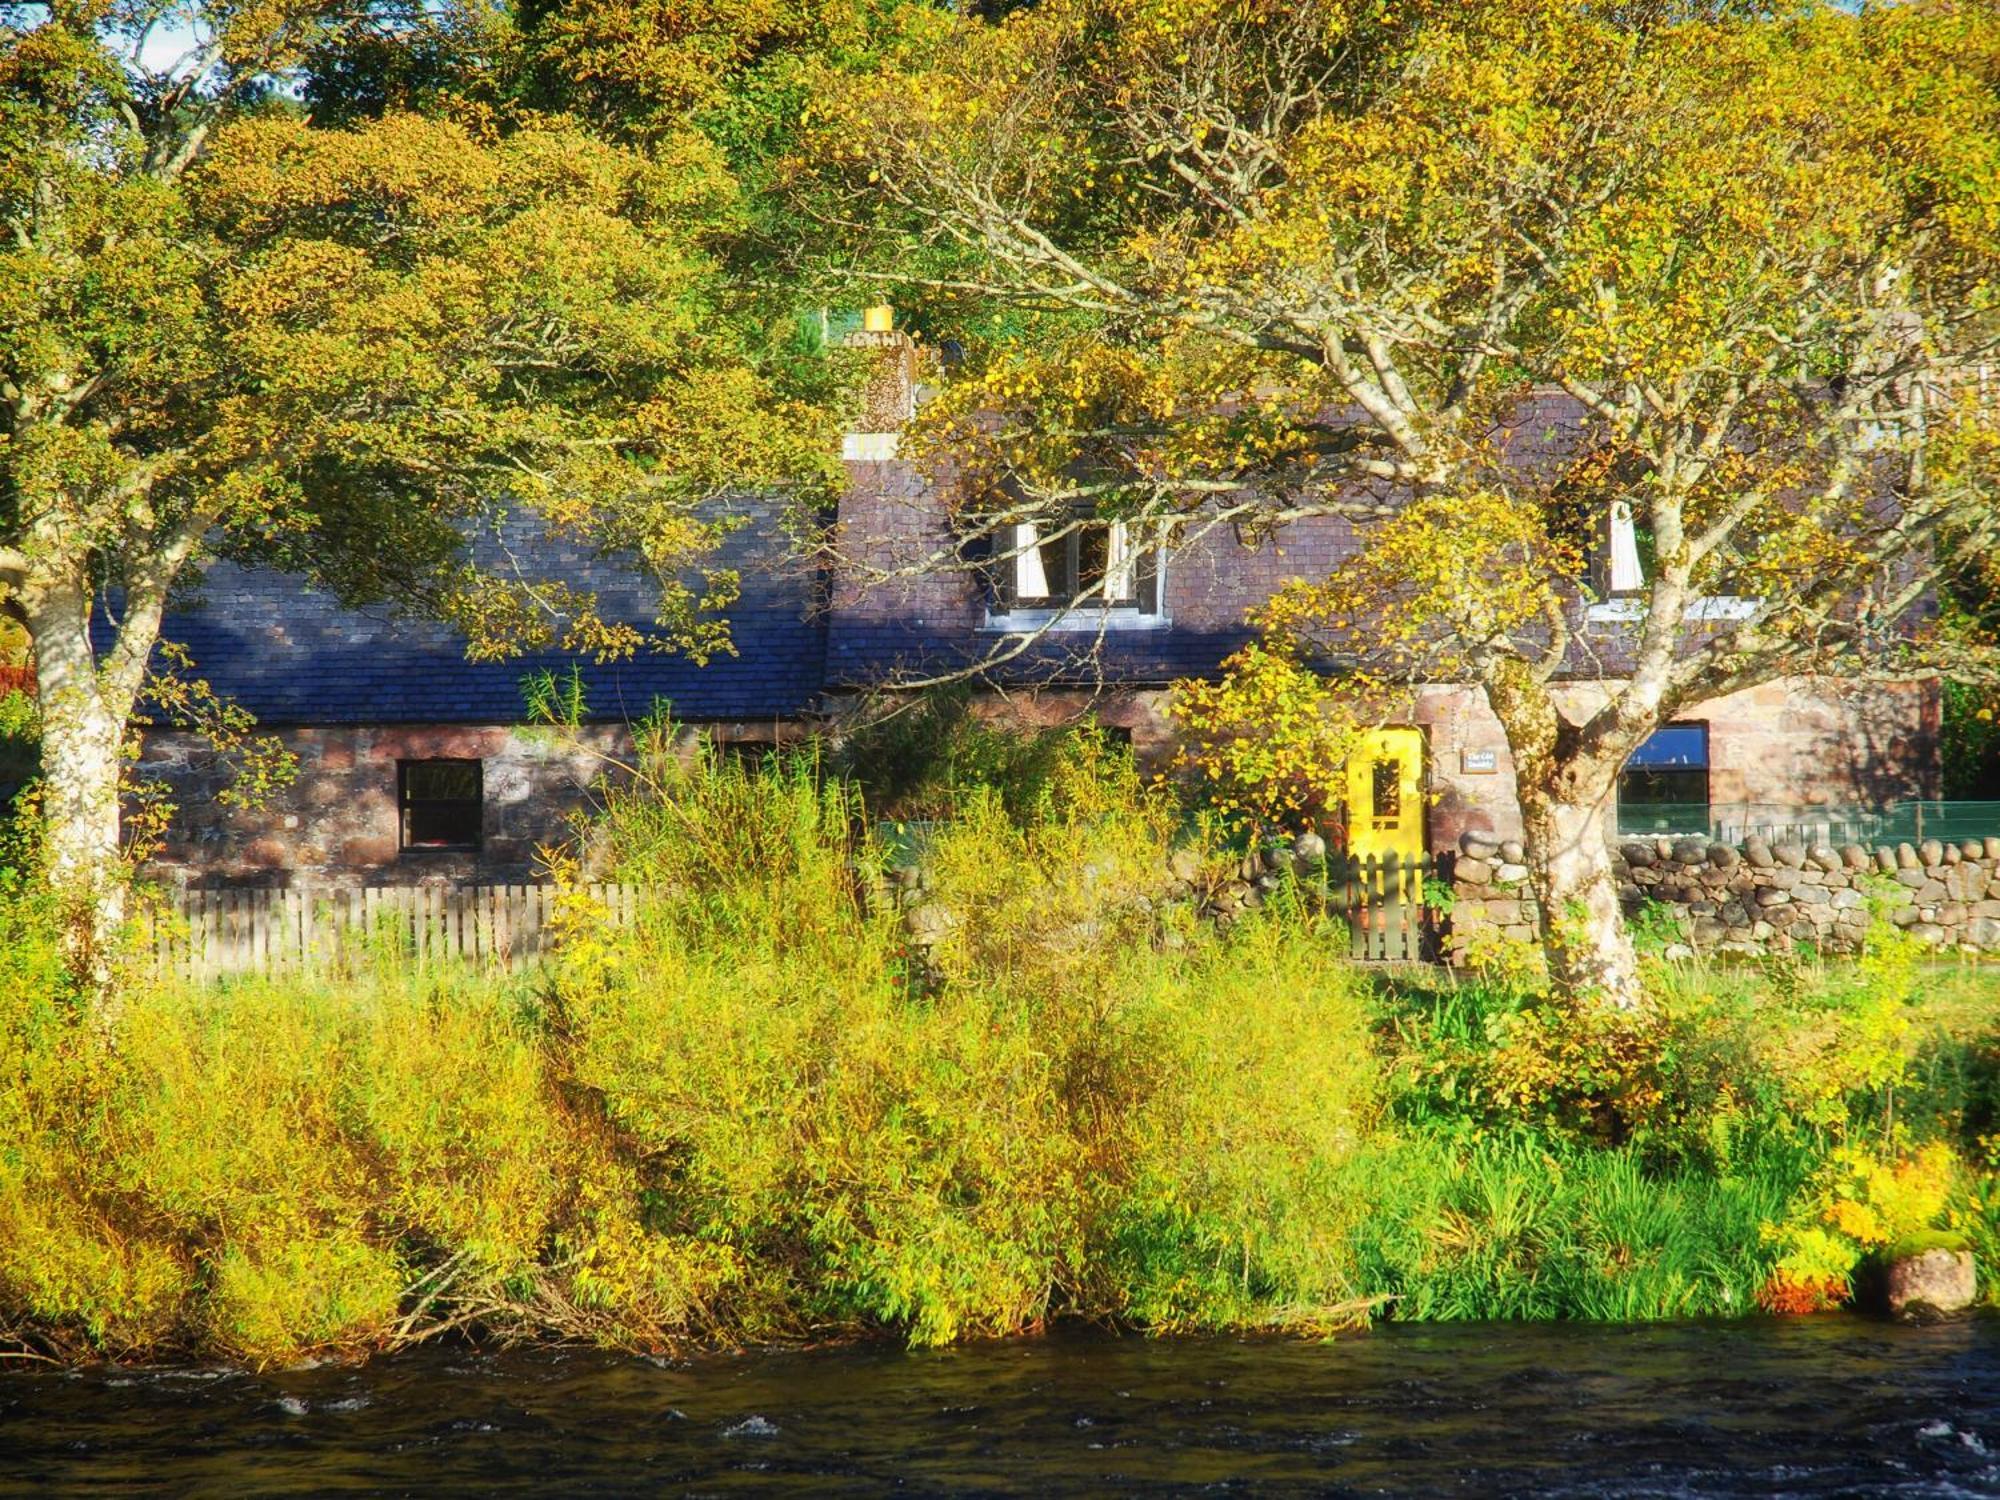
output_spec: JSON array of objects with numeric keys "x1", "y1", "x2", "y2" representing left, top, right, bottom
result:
[
  {"x1": 556, "y1": 731, "x2": 1382, "y2": 1345},
  {"x1": 1380, "y1": 927, "x2": 1929, "y2": 1175},
  {"x1": 1110, "y1": 908, "x2": 1381, "y2": 1332},
  {"x1": 827, "y1": 687, "x2": 1111, "y2": 826},
  {"x1": 1, "y1": 720, "x2": 1995, "y2": 1362}
]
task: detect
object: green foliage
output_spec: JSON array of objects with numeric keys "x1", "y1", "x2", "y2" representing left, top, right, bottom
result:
[
  {"x1": 0, "y1": 689, "x2": 35, "y2": 813},
  {"x1": 554, "y1": 731, "x2": 1379, "y2": 1346},
  {"x1": 3, "y1": 725, "x2": 1997, "y2": 1362},
  {"x1": 808, "y1": 0, "x2": 2000, "y2": 1009},
  {"x1": 0, "y1": 689, "x2": 34, "y2": 743},
  {"x1": 1940, "y1": 680, "x2": 2000, "y2": 799},
  {"x1": 2, "y1": 1, "x2": 848, "y2": 948},
  {"x1": 1166, "y1": 643, "x2": 1356, "y2": 839},
  {"x1": 206, "y1": 1235, "x2": 405, "y2": 1366},
  {"x1": 1109, "y1": 914, "x2": 1383, "y2": 1332},
  {"x1": 1384, "y1": 943, "x2": 1930, "y2": 1174},
  {"x1": 1626, "y1": 900, "x2": 1686, "y2": 957},
  {"x1": 829, "y1": 688, "x2": 1120, "y2": 826},
  {"x1": 0, "y1": 733, "x2": 1382, "y2": 1359}
]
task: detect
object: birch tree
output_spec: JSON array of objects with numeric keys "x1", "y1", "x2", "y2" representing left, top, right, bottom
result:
[
  {"x1": 0, "y1": 0, "x2": 836, "y2": 988},
  {"x1": 814, "y1": 0, "x2": 2000, "y2": 1007}
]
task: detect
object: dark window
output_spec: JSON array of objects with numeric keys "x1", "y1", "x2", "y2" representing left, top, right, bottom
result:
[
  {"x1": 719, "y1": 740, "x2": 778, "y2": 770},
  {"x1": 399, "y1": 759, "x2": 482, "y2": 850},
  {"x1": 1617, "y1": 724, "x2": 1709, "y2": 834}
]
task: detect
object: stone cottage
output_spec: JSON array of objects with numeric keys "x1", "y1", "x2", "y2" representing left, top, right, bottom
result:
[{"x1": 126, "y1": 321, "x2": 1940, "y2": 888}]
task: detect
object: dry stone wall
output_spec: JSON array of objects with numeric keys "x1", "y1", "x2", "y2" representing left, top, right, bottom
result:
[{"x1": 1450, "y1": 830, "x2": 2000, "y2": 959}]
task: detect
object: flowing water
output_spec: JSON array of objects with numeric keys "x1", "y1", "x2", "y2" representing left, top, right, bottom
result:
[{"x1": 4, "y1": 1317, "x2": 1997, "y2": 1496}]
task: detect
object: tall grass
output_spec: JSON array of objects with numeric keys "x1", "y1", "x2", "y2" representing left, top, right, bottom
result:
[
  {"x1": 556, "y1": 735, "x2": 1384, "y2": 1346},
  {"x1": 1341, "y1": 1138, "x2": 1794, "y2": 1322}
]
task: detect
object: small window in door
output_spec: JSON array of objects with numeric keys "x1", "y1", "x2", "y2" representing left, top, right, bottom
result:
[
  {"x1": 1371, "y1": 759, "x2": 1402, "y2": 824},
  {"x1": 399, "y1": 759, "x2": 482, "y2": 850}
]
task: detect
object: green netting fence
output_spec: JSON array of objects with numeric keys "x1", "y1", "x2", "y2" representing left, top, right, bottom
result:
[{"x1": 1614, "y1": 801, "x2": 2000, "y2": 848}]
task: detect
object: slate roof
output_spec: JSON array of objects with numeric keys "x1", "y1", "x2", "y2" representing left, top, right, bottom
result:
[
  {"x1": 118, "y1": 502, "x2": 827, "y2": 726},
  {"x1": 822, "y1": 620, "x2": 1257, "y2": 690},
  {"x1": 122, "y1": 380, "x2": 1860, "y2": 723}
]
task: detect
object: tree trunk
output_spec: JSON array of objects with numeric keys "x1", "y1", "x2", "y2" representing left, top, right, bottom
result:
[
  {"x1": 1483, "y1": 663, "x2": 1644, "y2": 1010},
  {"x1": 22, "y1": 574, "x2": 130, "y2": 998},
  {"x1": 1517, "y1": 777, "x2": 1643, "y2": 1010}
]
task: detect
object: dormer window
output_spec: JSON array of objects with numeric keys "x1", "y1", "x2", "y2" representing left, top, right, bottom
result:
[
  {"x1": 1589, "y1": 499, "x2": 1761, "y2": 624},
  {"x1": 999, "y1": 520, "x2": 1162, "y2": 621}
]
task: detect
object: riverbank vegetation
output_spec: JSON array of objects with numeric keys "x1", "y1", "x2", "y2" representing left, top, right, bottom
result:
[{"x1": 0, "y1": 725, "x2": 1994, "y2": 1366}]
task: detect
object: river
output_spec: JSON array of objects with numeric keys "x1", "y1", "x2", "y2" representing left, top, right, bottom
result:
[{"x1": 3, "y1": 1317, "x2": 1996, "y2": 1495}]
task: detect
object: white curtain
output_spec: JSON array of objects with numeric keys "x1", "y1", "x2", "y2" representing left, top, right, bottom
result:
[
  {"x1": 1608, "y1": 500, "x2": 1644, "y2": 594},
  {"x1": 1103, "y1": 521, "x2": 1134, "y2": 602},
  {"x1": 1015, "y1": 522, "x2": 1050, "y2": 599}
]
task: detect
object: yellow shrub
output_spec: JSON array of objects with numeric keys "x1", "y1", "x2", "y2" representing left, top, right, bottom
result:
[
  {"x1": 1115, "y1": 912, "x2": 1382, "y2": 1330},
  {"x1": 0, "y1": 1170, "x2": 191, "y2": 1352},
  {"x1": 107, "y1": 983, "x2": 363, "y2": 1238},
  {"x1": 205, "y1": 1232, "x2": 404, "y2": 1366},
  {"x1": 340, "y1": 983, "x2": 560, "y2": 1279},
  {"x1": 1763, "y1": 1141, "x2": 1968, "y2": 1308}
]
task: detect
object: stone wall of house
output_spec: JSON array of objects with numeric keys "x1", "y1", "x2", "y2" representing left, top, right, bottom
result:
[
  {"x1": 1447, "y1": 830, "x2": 2000, "y2": 961},
  {"x1": 135, "y1": 720, "x2": 789, "y2": 888},
  {"x1": 917, "y1": 674, "x2": 1938, "y2": 856},
  {"x1": 1416, "y1": 676, "x2": 1940, "y2": 855}
]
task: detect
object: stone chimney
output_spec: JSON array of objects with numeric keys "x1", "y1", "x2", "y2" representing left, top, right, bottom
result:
[{"x1": 841, "y1": 305, "x2": 917, "y2": 460}]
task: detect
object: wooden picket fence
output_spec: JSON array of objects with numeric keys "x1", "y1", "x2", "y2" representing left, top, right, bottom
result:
[
  {"x1": 142, "y1": 884, "x2": 643, "y2": 982},
  {"x1": 1322, "y1": 852, "x2": 1443, "y2": 963},
  {"x1": 142, "y1": 855, "x2": 1447, "y2": 980}
]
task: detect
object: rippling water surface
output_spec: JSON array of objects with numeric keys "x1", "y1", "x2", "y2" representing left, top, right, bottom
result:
[{"x1": 4, "y1": 1317, "x2": 1997, "y2": 1496}]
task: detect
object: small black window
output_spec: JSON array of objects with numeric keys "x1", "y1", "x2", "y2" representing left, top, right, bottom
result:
[
  {"x1": 719, "y1": 740, "x2": 778, "y2": 770},
  {"x1": 399, "y1": 759, "x2": 482, "y2": 850},
  {"x1": 1617, "y1": 724, "x2": 1709, "y2": 834}
]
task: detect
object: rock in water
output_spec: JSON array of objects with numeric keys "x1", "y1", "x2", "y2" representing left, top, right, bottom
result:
[{"x1": 1887, "y1": 1247, "x2": 1976, "y2": 1323}]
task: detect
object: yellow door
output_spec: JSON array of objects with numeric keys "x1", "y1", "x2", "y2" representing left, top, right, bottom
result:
[{"x1": 1346, "y1": 727, "x2": 1426, "y2": 861}]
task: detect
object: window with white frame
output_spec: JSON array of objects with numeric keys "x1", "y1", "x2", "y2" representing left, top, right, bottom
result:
[
  {"x1": 996, "y1": 518, "x2": 1163, "y2": 622},
  {"x1": 1590, "y1": 499, "x2": 1759, "y2": 622}
]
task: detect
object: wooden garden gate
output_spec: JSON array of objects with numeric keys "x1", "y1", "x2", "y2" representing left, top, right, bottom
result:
[{"x1": 1322, "y1": 852, "x2": 1442, "y2": 962}]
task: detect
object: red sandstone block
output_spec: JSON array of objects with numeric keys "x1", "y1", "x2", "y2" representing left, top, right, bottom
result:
[
  {"x1": 241, "y1": 838, "x2": 290, "y2": 869},
  {"x1": 374, "y1": 727, "x2": 504, "y2": 760},
  {"x1": 339, "y1": 837, "x2": 399, "y2": 865}
]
